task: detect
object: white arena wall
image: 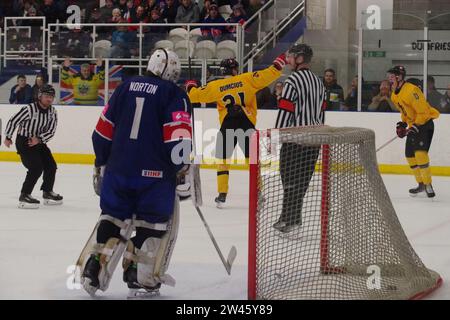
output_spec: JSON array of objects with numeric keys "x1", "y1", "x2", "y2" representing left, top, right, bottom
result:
[{"x1": 1, "y1": 104, "x2": 449, "y2": 175}]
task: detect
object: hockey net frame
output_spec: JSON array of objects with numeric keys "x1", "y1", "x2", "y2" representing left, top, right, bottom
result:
[{"x1": 248, "y1": 126, "x2": 442, "y2": 300}]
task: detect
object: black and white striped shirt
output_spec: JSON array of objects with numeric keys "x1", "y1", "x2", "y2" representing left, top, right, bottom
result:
[
  {"x1": 275, "y1": 68, "x2": 326, "y2": 128},
  {"x1": 5, "y1": 102, "x2": 58, "y2": 144}
]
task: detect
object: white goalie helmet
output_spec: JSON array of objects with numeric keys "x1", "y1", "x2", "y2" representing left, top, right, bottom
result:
[{"x1": 147, "y1": 48, "x2": 181, "y2": 82}]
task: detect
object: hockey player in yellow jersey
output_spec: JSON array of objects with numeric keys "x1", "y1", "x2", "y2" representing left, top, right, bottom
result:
[
  {"x1": 388, "y1": 65, "x2": 440, "y2": 198},
  {"x1": 61, "y1": 58, "x2": 105, "y2": 105},
  {"x1": 186, "y1": 54, "x2": 286, "y2": 207}
]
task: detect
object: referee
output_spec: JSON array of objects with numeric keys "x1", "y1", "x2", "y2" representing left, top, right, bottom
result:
[
  {"x1": 4, "y1": 84, "x2": 63, "y2": 209},
  {"x1": 273, "y1": 44, "x2": 326, "y2": 233}
]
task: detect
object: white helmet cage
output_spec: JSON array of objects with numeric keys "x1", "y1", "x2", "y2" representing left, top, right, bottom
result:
[{"x1": 147, "y1": 48, "x2": 181, "y2": 83}]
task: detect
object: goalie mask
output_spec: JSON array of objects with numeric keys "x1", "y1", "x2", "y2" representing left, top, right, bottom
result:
[{"x1": 147, "y1": 48, "x2": 181, "y2": 83}]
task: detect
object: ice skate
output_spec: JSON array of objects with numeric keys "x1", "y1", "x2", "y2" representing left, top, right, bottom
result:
[
  {"x1": 43, "y1": 191, "x2": 63, "y2": 205},
  {"x1": 215, "y1": 193, "x2": 227, "y2": 209},
  {"x1": 124, "y1": 264, "x2": 161, "y2": 299},
  {"x1": 425, "y1": 184, "x2": 436, "y2": 198},
  {"x1": 273, "y1": 219, "x2": 301, "y2": 234},
  {"x1": 409, "y1": 183, "x2": 425, "y2": 197},
  {"x1": 18, "y1": 193, "x2": 40, "y2": 209},
  {"x1": 81, "y1": 255, "x2": 101, "y2": 297}
]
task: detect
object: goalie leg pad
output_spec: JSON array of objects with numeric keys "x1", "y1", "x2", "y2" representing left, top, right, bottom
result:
[
  {"x1": 123, "y1": 198, "x2": 180, "y2": 289},
  {"x1": 80, "y1": 214, "x2": 134, "y2": 293}
]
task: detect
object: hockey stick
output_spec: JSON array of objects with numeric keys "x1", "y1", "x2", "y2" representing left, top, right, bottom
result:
[
  {"x1": 195, "y1": 206, "x2": 237, "y2": 275},
  {"x1": 376, "y1": 136, "x2": 398, "y2": 153},
  {"x1": 186, "y1": 50, "x2": 237, "y2": 275}
]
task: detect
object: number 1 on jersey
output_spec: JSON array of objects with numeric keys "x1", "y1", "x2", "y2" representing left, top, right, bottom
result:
[{"x1": 130, "y1": 97, "x2": 144, "y2": 140}]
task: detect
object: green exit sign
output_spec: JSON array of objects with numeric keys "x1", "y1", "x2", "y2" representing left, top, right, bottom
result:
[{"x1": 364, "y1": 51, "x2": 386, "y2": 58}]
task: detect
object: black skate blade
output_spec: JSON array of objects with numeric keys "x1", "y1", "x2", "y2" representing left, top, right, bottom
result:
[{"x1": 18, "y1": 202, "x2": 39, "y2": 209}]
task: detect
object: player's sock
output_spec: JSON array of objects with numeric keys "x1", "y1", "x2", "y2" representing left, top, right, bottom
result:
[
  {"x1": 217, "y1": 163, "x2": 229, "y2": 195},
  {"x1": 415, "y1": 151, "x2": 432, "y2": 185},
  {"x1": 406, "y1": 157, "x2": 423, "y2": 185}
]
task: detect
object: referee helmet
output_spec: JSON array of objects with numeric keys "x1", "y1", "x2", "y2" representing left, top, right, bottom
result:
[{"x1": 38, "y1": 84, "x2": 56, "y2": 98}]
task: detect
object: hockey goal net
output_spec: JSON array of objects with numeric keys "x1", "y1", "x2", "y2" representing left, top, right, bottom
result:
[{"x1": 248, "y1": 126, "x2": 442, "y2": 300}]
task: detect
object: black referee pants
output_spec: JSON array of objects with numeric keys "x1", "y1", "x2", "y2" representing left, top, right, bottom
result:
[
  {"x1": 279, "y1": 143, "x2": 320, "y2": 225},
  {"x1": 16, "y1": 135, "x2": 57, "y2": 195}
]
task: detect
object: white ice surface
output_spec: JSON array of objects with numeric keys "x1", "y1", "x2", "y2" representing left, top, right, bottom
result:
[{"x1": 0, "y1": 162, "x2": 448, "y2": 300}]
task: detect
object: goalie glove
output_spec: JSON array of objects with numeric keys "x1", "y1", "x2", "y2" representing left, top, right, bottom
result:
[
  {"x1": 176, "y1": 165, "x2": 191, "y2": 201},
  {"x1": 93, "y1": 166, "x2": 105, "y2": 196}
]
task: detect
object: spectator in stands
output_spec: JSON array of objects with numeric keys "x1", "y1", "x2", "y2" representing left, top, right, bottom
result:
[
  {"x1": 218, "y1": 0, "x2": 250, "y2": 11},
  {"x1": 88, "y1": 7, "x2": 104, "y2": 24},
  {"x1": 110, "y1": 20, "x2": 136, "y2": 58},
  {"x1": 12, "y1": 0, "x2": 26, "y2": 17},
  {"x1": 200, "y1": 0, "x2": 212, "y2": 20},
  {"x1": 143, "y1": 8, "x2": 167, "y2": 53},
  {"x1": 9, "y1": 74, "x2": 33, "y2": 104},
  {"x1": 427, "y1": 76, "x2": 444, "y2": 110},
  {"x1": 61, "y1": 58, "x2": 105, "y2": 105},
  {"x1": 273, "y1": 81, "x2": 283, "y2": 103},
  {"x1": 175, "y1": 0, "x2": 200, "y2": 24},
  {"x1": 60, "y1": 27, "x2": 92, "y2": 57},
  {"x1": 200, "y1": 2, "x2": 226, "y2": 43},
  {"x1": 128, "y1": 5, "x2": 148, "y2": 31},
  {"x1": 40, "y1": 0, "x2": 59, "y2": 25},
  {"x1": 255, "y1": 86, "x2": 274, "y2": 110},
  {"x1": 31, "y1": 74, "x2": 46, "y2": 101},
  {"x1": 343, "y1": 76, "x2": 370, "y2": 111},
  {"x1": 117, "y1": 0, "x2": 129, "y2": 17},
  {"x1": 100, "y1": 0, "x2": 116, "y2": 20},
  {"x1": 323, "y1": 68, "x2": 344, "y2": 111},
  {"x1": 440, "y1": 84, "x2": 450, "y2": 113},
  {"x1": 123, "y1": 0, "x2": 136, "y2": 20},
  {"x1": 161, "y1": 0, "x2": 179, "y2": 23},
  {"x1": 368, "y1": 80, "x2": 397, "y2": 112},
  {"x1": 226, "y1": 3, "x2": 248, "y2": 36},
  {"x1": 111, "y1": 8, "x2": 123, "y2": 22},
  {"x1": 144, "y1": 0, "x2": 159, "y2": 15},
  {"x1": 17, "y1": 0, "x2": 33, "y2": 17}
]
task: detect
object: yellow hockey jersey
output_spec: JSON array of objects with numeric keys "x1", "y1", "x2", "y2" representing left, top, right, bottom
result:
[
  {"x1": 391, "y1": 82, "x2": 440, "y2": 126},
  {"x1": 61, "y1": 67, "x2": 105, "y2": 105},
  {"x1": 188, "y1": 66, "x2": 282, "y2": 126}
]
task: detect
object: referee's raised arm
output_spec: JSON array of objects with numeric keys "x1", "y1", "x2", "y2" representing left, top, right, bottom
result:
[{"x1": 275, "y1": 43, "x2": 326, "y2": 129}]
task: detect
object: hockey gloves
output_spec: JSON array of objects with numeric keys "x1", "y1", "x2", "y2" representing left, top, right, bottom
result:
[
  {"x1": 273, "y1": 53, "x2": 287, "y2": 71},
  {"x1": 93, "y1": 166, "x2": 105, "y2": 196},
  {"x1": 396, "y1": 122, "x2": 408, "y2": 138}
]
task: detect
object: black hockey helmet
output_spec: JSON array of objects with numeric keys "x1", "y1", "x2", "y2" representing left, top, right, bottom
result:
[
  {"x1": 220, "y1": 58, "x2": 239, "y2": 76},
  {"x1": 387, "y1": 65, "x2": 406, "y2": 79},
  {"x1": 288, "y1": 43, "x2": 313, "y2": 63},
  {"x1": 38, "y1": 84, "x2": 56, "y2": 97}
]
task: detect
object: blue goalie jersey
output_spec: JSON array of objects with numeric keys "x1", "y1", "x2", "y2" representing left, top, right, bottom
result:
[{"x1": 92, "y1": 75, "x2": 192, "y2": 180}]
